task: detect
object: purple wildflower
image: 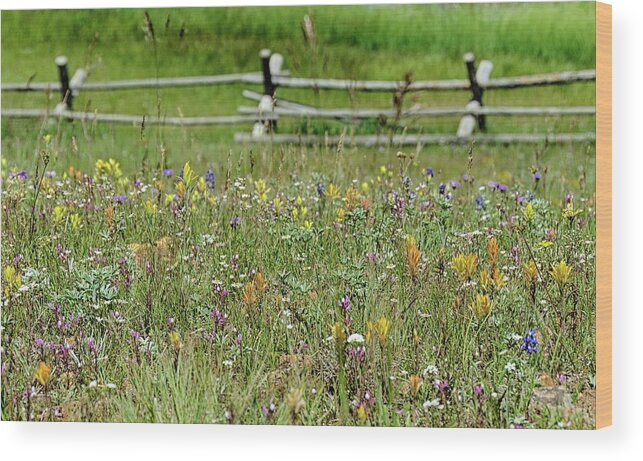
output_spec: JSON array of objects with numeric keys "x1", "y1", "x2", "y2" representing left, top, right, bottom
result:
[
  {"x1": 425, "y1": 167, "x2": 434, "y2": 178},
  {"x1": 262, "y1": 402, "x2": 276, "y2": 420},
  {"x1": 230, "y1": 216, "x2": 241, "y2": 229},
  {"x1": 114, "y1": 195, "x2": 127, "y2": 203},
  {"x1": 12, "y1": 170, "x2": 28, "y2": 180},
  {"x1": 130, "y1": 330, "x2": 142, "y2": 343},
  {"x1": 163, "y1": 168, "x2": 174, "y2": 177},
  {"x1": 210, "y1": 308, "x2": 228, "y2": 330},
  {"x1": 450, "y1": 180, "x2": 460, "y2": 189},
  {"x1": 433, "y1": 379, "x2": 449, "y2": 392},
  {"x1": 339, "y1": 295, "x2": 352, "y2": 313},
  {"x1": 392, "y1": 193, "x2": 405, "y2": 219},
  {"x1": 293, "y1": 340, "x2": 309, "y2": 354},
  {"x1": 348, "y1": 346, "x2": 366, "y2": 366}
]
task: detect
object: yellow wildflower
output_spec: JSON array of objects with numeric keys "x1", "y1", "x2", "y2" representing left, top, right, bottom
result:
[
  {"x1": 374, "y1": 316, "x2": 391, "y2": 346},
  {"x1": 550, "y1": 260, "x2": 572, "y2": 287},
  {"x1": 523, "y1": 260, "x2": 539, "y2": 282},
  {"x1": 273, "y1": 197, "x2": 282, "y2": 215},
  {"x1": 3, "y1": 265, "x2": 22, "y2": 297},
  {"x1": 70, "y1": 213, "x2": 81, "y2": 232},
  {"x1": 242, "y1": 281, "x2": 258, "y2": 307},
  {"x1": 479, "y1": 269, "x2": 491, "y2": 292},
  {"x1": 144, "y1": 200, "x2": 158, "y2": 215},
  {"x1": 336, "y1": 208, "x2": 346, "y2": 223},
  {"x1": 94, "y1": 158, "x2": 122, "y2": 178},
  {"x1": 169, "y1": 331, "x2": 182, "y2": 351},
  {"x1": 181, "y1": 161, "x2": 197, "y2": 188},
  {"x1": 357, "y1": 404, "x2": 368, "y2": 424},
  {"x1": 326, "y1": 183, "x2": 340, "y2": 200},
  {"x1": 34, "y1": 361, "x2": 52, "y2": 387},
  {"x1": 254, "y1": 272, "x2": 268, "y2": 294},
  {"x1": 470, "y1": 293, "x2": 493, "y2": 319},
  {"x1": 522, "y1": 202, "x2": 536, "y2": 222},
  {"x1": 452, "y1": 253, "x2": 478, "y2": 280}
]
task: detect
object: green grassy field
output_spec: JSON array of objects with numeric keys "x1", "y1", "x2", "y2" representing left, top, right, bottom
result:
[
  {"x1": 2, "y1": 3, "x2": 595, "y2": 174},
  {"x1": 1, "y1": 3, "x2": 597, "y2": 427}
]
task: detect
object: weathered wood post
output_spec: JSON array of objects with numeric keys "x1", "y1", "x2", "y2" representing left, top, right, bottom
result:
[
  {"x1": 260, "y1": 49, "x2": 275, "y2": 97},
  {"x1": 463, "y1": 52, "x2": 484, "y2": 131},
  {"x1": 260, "y1": 49, "x2": 276, "y2": 131},
  {"x1": 55, "y1": 55, "x2": 72, "y2": 110},
  {"x1": 463, "y1": 52, "x2": 493, "y2": 132}
]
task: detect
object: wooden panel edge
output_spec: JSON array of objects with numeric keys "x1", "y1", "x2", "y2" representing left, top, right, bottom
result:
[{"x1": 595, "y1": 0, "x2": 612, "y2": 429}]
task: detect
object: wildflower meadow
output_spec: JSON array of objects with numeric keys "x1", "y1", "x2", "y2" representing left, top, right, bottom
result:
[{"x1": 1, "y1": 4, "x2": 597, "y2": 428}]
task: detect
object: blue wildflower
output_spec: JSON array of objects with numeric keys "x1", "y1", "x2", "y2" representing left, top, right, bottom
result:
[
  {"x1": 205, "y1": 168, "x2": 216, "y2": 192},
  {"x1": 439, "y1": 183, "x2": 446, "y2": 195},
  {"x1": 163, "y1": 168, "x2": 173, "y2": 177},
  {"x1": 425, "y1": 167, "x2": 434, "y2": 178},
  {"x1": 521, "y1": 329, "x2": 539, "y2": 354},
  {"x1": 475, "y1": 195, "x2": 485, "y2": 208},
  {"x1": 316, "y1": 182, "x2": 326, "y2": 196}
]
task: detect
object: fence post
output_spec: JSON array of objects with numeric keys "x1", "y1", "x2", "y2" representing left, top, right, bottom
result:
[
  {"x1": 55, "y1": 55, "x2": 72, "y2": 110},
  {"x1": 463, "y1": 52, "x2": 485, "y2": 131},
  {"x1": 260, "y1": 49, "x2": 276, "y2": 131},
  {"x1": 260, "y1": 49, "x2": 275, "y2": 97}
]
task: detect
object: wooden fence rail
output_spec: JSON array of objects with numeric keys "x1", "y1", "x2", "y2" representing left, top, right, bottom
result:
[
  {"x1": 234, "y1": 132, "x2": 596, "y2": 146},
  {"x1": 2, "y1": 69, "x2": 596, "y2": 93},
  {"x1": 237, "y1": 105, "x2": 596, "y2": 119},
  {"x1": 1, "y1": 108, "x2": 276, "y2": 126}
]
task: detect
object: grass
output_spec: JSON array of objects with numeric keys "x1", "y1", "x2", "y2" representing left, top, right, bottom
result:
[
  {"x1": 1, "y1": 3, "x2": 597, "y2": 427},
  {"x1": 2, "y1": 3, "x2": 596, "y2": 173}
]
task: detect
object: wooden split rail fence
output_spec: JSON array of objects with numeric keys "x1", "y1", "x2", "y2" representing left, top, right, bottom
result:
[{"x1": 1, "y1": 50, "x2": 596, "y2": 146}]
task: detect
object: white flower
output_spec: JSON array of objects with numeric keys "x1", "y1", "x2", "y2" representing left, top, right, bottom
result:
[
  {"x1": 505, "y1": 361, "x2": 517, "y2": 372},
  {"x1": 422, "y1": 398, "x2": 443, "y2": 410},
  {"x1": 347, "y1": 333, "x2": 365, "y2": 344},
  {"x1": 423, "y1": 364, "x2": 439, "y2": 376}
]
